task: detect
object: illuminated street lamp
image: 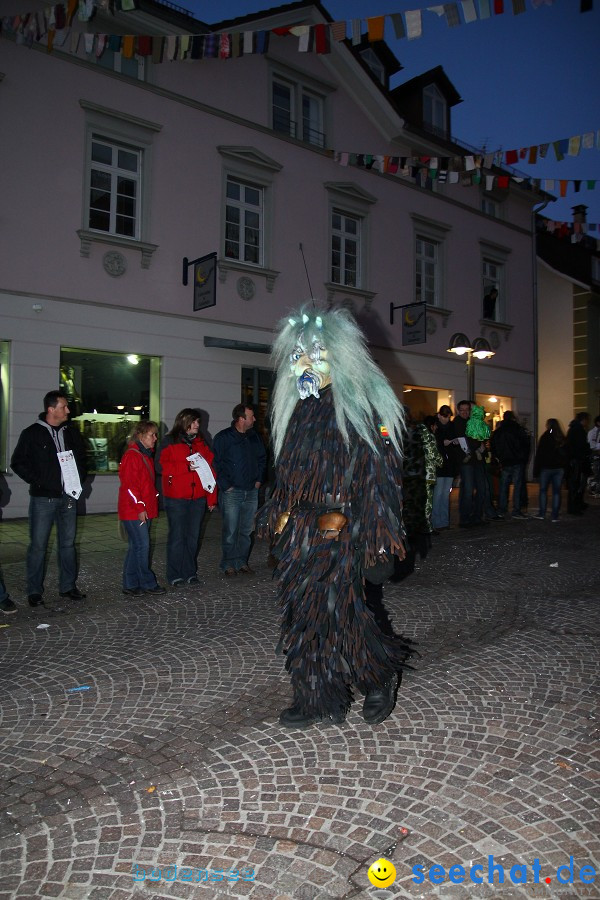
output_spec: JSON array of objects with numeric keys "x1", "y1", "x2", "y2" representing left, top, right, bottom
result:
[{"x1": 447, "y1": 333, "x2": 495, "y2": 401}]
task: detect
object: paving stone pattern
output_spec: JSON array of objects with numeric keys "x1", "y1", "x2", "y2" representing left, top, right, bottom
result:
[{"x1": 0, "y1": 498, "x2": 598, "y2": 900}]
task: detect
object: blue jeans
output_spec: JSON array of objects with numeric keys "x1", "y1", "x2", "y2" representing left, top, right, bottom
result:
[
  {"x1": 538, "y1": 468, "x2": 563, "y2": 519},
  {"x1": 26, "y1": 495, "x2": 78, "y2": 595},
  {"x1": 219, "y1": 488, "x2": 258, "y2": 571},
  {"x1": 432, "y1": 476, "x2": 453, "y2": 528},
  {"x1": 122, "y1": 519, "x2": 158, "y2": 590},
  {"x1": 164, "y1": 496, "x2": 207, "y2": 583},
  {"x1": 498, "y1": 464, "x2": 523, "y2": 515},
  {"x1": 0, "y1": 574, "x2": 8, "y2": 603}
]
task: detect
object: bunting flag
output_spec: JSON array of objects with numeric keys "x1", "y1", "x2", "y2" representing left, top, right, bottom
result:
[
  {"x1": 332, "y1": 149, "x2": 599, "y2": 208},
  {"x1": 2, "y1": 0, "x2": 586, "y2": 61},
  {"x1": 502, "y1": 131, "x2": 599, "y2": 167}
]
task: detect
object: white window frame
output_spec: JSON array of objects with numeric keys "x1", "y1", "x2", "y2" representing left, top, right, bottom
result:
[
  {"x1": 325, "y1": 183, "x2": 376, "y2": 296},
  {"x1": 359, "y1": 48, "x2": 385, "y2": 85},
  {"x1": 217, "y1": 147, "x2": 282, "y2": 291},
  {"x1": 480, "y1": 240, "x2": 511, "y2": 323},
  {"x1": 270, "y1": 64, "x2": 333, "y2": 150},
  {"x1": 331, "y1": 210, "x2": 361, "y2": 288},
  {"x1": 88, "y1": 136, "x2": 142, "y2": 240},
  {"x1": 423, "y1": 84, "x2": 446, "y2": 136},
  {"x1": 411, "y1": 214, "x2": 451, "y2": 309},
  {"x1": 224, "y1": 177, "x2": 264, "y2": 267},
  {"x1": 78, "y1": 101, "x2": 161, "y2": 267},
  {"x1": 415, "y1": 236, "x2": 440, "y2": 307}
]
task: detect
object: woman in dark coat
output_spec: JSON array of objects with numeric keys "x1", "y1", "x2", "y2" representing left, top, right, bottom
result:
[{"x1": 532, "y1": 419, "x2": 566, "y2": 522}]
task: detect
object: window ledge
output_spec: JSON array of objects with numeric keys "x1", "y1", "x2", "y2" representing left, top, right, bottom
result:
[
  {"x1": 324, "y1": 283, "x2": 377, "y2": 312},
  {"x1": 77, "y1": 230, "x2": 158, "y2": 269},
  {"x1": 217, "y1": 259, "x2": 280, "y2": 293},
  {"x1": 479, "y1": 318, "x2": 513, "y2": 346},
  {"x1": 426, "y1": 304, "x2": 452, "y2": 327}
]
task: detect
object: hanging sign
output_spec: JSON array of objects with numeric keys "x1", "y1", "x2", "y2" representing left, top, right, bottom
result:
[
  {"x1": 193, "y1": 252, "x2": 217, "y2": 311},
  {"x1": 401, "y1": 302, "x2": 427, "y2": 346}
]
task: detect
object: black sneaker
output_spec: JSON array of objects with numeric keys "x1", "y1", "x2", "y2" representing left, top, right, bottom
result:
[
  {"x1": 28, "y1": 593, "x2": 44, "y2": 607},
  {"x1": 144, "y1": 585, "x2": 167, "y2": 595},
  {"x1": 169, "y1": 578, "x2": 184, "y2": 586},
  {"x1": 0, "y1": 598, "x2": 17, "y2": 615},
  {"x1": 122, "y1": 587, "x2": 144, "y2": 596}
]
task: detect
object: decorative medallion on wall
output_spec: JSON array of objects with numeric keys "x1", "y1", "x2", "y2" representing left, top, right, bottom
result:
[
  {"x1": 488, "y1": 330, "x2": 500, "y2": 350},
  {"x1": 237, "y1": 276, "x2": 255, "y2": 301},
  {"x1": 426, "y1": 315, "x2": 437, "y2": 335},
  {"x1": 103, "y1": 250, "x2": 127, "y2": 277}
]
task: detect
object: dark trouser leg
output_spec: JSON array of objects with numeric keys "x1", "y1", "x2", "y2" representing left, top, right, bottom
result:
[
  {"x1": 26, "y1": 497, "x2": 57, "y2": 596},
  {"x1": 459, "y1": 464, "x2": 474, "y2": 524},
  {"x1": 122, "y1": 519, "x2": 157, "y2": 590},
  {"x1": 55, "y1": 495, "x2": 78, "y2": 593}
]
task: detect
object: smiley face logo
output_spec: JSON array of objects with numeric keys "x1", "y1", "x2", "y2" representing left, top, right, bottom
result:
[{"x1": 367, "y1": 857, "x2": 396, "y2": 888}]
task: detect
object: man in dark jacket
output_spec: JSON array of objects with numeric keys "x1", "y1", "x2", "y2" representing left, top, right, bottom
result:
[
  {"x1": 566, "y1": 411, "x2": 591, "y2": 514},
  {"x1": 431, "y1": 405, "x2": 458, "y2": 530},
  {"x1": 11, "y1": 390, "x2": 88, "y2": 606},
  {"x1": 213, "y1": 404, "x2": 266, "y2": 576},
  {"x1": 490, "y1": 411, "x2": 530, "y2": 519}
]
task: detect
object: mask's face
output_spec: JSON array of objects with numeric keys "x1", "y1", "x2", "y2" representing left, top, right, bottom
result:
[{"x1": 290, "y1": 330, "x2": 331, "y2": 399}]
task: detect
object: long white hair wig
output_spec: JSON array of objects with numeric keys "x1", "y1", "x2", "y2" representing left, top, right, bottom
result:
[{"x1": 270, "y1": 304, "x2": 405, "y2": 460}]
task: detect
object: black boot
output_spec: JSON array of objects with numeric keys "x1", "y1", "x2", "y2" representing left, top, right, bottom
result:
[
  {"x1": 362, "y1": 678, "x2": 396, "y2": 725},
  {"x1": 279, "y1": 703, "x2": 347, "y2": 729}
]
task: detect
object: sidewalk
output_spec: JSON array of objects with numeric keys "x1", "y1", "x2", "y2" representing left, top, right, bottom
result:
[{"x1": 0, "y1": 498, "x2": 598, "y2": 899}]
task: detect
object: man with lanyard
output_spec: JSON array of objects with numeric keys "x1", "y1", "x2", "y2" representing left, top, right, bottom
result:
[
  {"x1": 11, "y1": 390, "x2": 87, "y2": 606},
  {"x1": 213, "y1": 404, "x2": 266, "y2": 576}
]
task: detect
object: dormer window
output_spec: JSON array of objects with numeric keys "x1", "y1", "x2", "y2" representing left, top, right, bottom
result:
[
  {"x1": 423, "y1": 84, "x2": 447, "y2": 137},
  {"x1": 359, "y1": 48, "x2": 385, "y2": 86}
]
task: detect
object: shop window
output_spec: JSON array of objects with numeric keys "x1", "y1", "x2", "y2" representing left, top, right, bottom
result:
[
  {"x1": 0, "y1": 341, "x2": 9, "y2": 473},
  {"x1": 241, "y1": 367, "x2": 275, "y2": 443},
  {"x1": 60, "y1": 348, "x2": 161, "y2": 474}
]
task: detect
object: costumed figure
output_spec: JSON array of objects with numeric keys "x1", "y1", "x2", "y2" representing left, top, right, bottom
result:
[
  {"x1": 257, "y1": 306, "x2": 412, "y2": 729},
  {"x1": 391, "y1": 412, "x2": 441, "y2": 582}
]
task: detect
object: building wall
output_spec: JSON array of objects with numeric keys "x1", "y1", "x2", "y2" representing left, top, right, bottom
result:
[
  {"x1": 0, "y1": 20, "x2": 538, "y2": 518},
  {"x1": 537, "y1": 262, "x2": 575, "y2": 434}
]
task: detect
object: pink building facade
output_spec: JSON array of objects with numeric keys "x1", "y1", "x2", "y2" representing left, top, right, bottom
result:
[{"x1": 0, "y1": 1, "x2": 541, "y2": 517}]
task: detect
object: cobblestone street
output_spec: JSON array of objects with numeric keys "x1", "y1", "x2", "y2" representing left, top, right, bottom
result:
[{"x1": 0, "y1": 498, "x2": 598, "y2": 900}]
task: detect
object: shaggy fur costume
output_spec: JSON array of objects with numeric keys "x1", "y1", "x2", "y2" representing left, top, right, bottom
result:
[{"x1": 259, "y1": 386, "x2": 412, "y2": 717}]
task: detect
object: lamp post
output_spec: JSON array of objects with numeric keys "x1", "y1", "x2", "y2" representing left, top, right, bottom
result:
[{"x1": 447, "y1": 332, "x2": 495, "y2": 401}]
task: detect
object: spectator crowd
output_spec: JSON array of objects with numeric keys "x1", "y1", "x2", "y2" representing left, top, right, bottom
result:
[{"x1": 0, "y1": 389, "x2": 597, "y2": 617}]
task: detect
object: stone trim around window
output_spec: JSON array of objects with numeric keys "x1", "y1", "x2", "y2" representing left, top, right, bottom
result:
[
  {"x1": 80, "y1": 100, "x2": 162, "y2": 262},
  {"x1": 426, "y1": 304, "x2": 452, "y2": 328},
  {"x1": 77, "y1": 229, "x2": 158, "y2": 269},
  {"x1": 479, "y1": 319, "x2": 514, "y2": 346},
  {"x1": 324, "y1": 282, "x2": 377, "y2": 312},
  {"x1": 217, "y1": 259, "x2": 280, "y2": 293}
]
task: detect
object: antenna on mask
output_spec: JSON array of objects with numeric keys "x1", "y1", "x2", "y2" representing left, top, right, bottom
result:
[{"x1": 299, "y1": 243, "x2": 315, "y2": 306}]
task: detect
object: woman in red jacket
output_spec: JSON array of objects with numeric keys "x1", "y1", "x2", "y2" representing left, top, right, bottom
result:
[
  {"x1": 118, "y1": 420, "x2": 166, "y2": 596},
  {"x1": 156, "y1": 409, "x2": 217, "y2": 586}
]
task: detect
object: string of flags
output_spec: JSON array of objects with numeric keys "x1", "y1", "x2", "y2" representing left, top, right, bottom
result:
[
  {"x1": 541, "y1": 219, "x2": 599, "y2": 247},
  {"x1": 334, "y1": 151, "x2": 598, "y2": 198},
  {"x1": 334, "y1": 152, "x2": 600, "y2": 242},
  {"x1": 3, "y1": 1, "x2": 597, "y2": 229},
  {"x1": 1, "y1": 0, "x2": 594, "y2": 58}
]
